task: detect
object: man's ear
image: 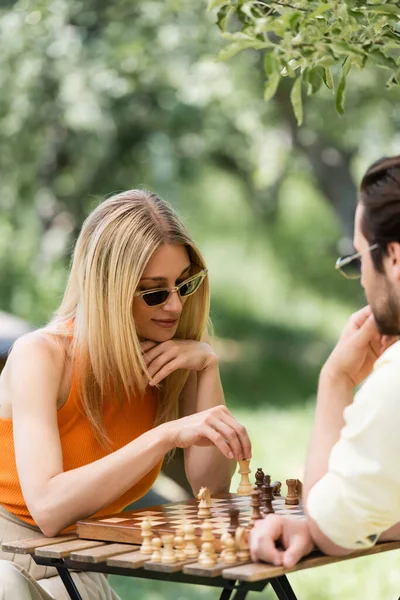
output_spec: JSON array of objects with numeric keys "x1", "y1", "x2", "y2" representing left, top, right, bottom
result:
[{"x1": 386, "y1": 242, "x2": 400, "y2": 281}]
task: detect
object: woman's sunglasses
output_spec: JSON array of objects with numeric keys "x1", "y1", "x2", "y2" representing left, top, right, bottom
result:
[{"x1": 134, "y1": 269, "x2": 208, "y2": 307}]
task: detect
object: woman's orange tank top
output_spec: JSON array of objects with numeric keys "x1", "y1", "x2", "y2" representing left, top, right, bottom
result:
[{"x1": 0, "y1": 369, "x2": 162, "y2": 527}]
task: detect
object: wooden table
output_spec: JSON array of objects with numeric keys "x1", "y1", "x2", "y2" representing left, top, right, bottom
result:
[{"x1": 2, "y1": 535, "x2": 400, "y2": 600}]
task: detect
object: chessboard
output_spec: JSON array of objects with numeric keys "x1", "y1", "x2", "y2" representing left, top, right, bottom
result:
[{"x1": 77, "y1": 491, "x2": 303, "y2": 549}]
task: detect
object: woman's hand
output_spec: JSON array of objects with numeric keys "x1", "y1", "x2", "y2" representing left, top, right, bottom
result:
[
  {"x1": 142, "y1": 339, "x2": 218, "y2": 386},
  {"x1": 324, "y1": 306, "x2": 397, "y2": 386},
  {"x1": 163, "y1": 405, "x2": 252, "y2": 462}
]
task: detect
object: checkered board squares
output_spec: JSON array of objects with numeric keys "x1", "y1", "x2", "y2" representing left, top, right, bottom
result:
[{"x1": 77, "y1": 493, "x2": 304, "y2": 546}]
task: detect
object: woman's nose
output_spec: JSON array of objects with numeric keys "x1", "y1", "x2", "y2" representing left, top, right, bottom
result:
[{"x1": 162, "y1": 289, "x2": 182, "y2": 313}]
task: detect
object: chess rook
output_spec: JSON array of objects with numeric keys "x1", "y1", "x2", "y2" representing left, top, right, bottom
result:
[{"x1": 285, "y1": 479, "x2": 300, "y2": 505}]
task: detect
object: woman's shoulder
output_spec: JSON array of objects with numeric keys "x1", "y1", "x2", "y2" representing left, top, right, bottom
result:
[
  {"x1": 0, "y1": 330, "x2": 72, "y2": 417},
  {"x1": 6, "y1": 329, "x2": 70, "y2": 379}
]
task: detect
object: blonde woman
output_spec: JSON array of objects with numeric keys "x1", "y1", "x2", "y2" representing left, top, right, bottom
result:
[{"x1": 0, "y1": 190, "x2": 251, "y2": 600}]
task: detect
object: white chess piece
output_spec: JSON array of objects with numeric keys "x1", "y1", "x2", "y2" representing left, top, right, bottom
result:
[
  {"x1": 183, "y1": 522, "x2": 199, "y2": 559},
  {"x1": 140, "y1": 517, "x2": 153, "y2": 554},
  {"x1": 237, "y1": 459, "x2": 253, "y2": 496},
  {"x1": 161, "y1": 534, "x2": 177, "y2": 564}
]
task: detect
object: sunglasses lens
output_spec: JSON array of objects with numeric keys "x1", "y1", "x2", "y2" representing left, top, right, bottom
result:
[
  {"x1": 340, "y1": 257, "x2": 361, "y2": 279},
  {"x1": 179, "y1": 274, "x2": 203, "y2": 297},
  {"x1": 142, "y1": 290, "x2": 170, "y2": 307}
]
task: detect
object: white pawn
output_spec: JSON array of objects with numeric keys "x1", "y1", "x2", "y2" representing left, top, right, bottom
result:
[
  {"x1": 150, "y1": 537, "x2": 162, "y2": 562},
  {"x1": 235, "y1": 527, "x2": 250, "y2": 562},
  {"x1": 221, "y1": 533, "x2": 237, "y2": 565},
  {"x1": 199, "y1": 541, "x2": 217, "y2": 567},
  {"x1": 161, "y1": 534, "x2": 177, "y2": 565},
  {"x1": 200, "y1": 520, "x2": 215, "y2": 543},
  {"x1": 174, "y1": 534, "x2": 186, "y2": 562},
  {"x1": 140, "y1": 517, "x2": 153, "y2": 555},
  {"x1": 219, "y1": 529, "x2": 229, "y2": 562},
  {"x1": 183, "y1": 522, "x2": 199, "y2": 559}
]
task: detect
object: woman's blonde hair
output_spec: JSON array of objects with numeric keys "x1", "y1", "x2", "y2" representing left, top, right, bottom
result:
[{"x1": 47, "y1": 190, "x2": 210, "y2": 447}]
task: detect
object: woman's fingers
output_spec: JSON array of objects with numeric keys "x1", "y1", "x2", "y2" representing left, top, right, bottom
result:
[
  {"x1": 206, "y1": 417, "x2": 244, "y2": 461},
  {"x1": 200, "y1": 425, "x2": 235, "y2": 459},
  {"x1": 218, "y1": 411, "x2": 252, "y2": 460},
  {"x1": 141, "y1": 340, "x2": 158, "y2": 351},
  {"x1": 147, "y1": 348, "x2": 178, "y2": 379},
  {"x1": 149, "y1": 357, "x2": 184, "y2": 386},
  {"x1": 143, "y1": 341, "x2": 170, "y2": 364}
]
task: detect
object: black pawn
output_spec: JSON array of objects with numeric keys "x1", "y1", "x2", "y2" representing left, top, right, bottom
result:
[
  {"x1": 271, "y1": 480, "x2": 282, "y2": 496},
  {"x1": 255, "y1": 468, "x2": 265, "y2": 490},
  {"x1": 249, "y1": 489, "x2": 263, "y2": 529},
  {"x1": 228, "y1": 508, "x2": 240, "y2": 537}
]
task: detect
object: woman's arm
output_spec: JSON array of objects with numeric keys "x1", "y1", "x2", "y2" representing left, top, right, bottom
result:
[
  {"x1": 181, "y1": 367, "x2": 237, "y2": 495},
  {"x1": 143, "y1": 334, "x2": 251, "y2": 496},
  {"x1": 8, "y1": 335, "x2": 251, "y2": 536},
  {"x1": 7, "y1": 336, "x2": 173, "y2": 537}
]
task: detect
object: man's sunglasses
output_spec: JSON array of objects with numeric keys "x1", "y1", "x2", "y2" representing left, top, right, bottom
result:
[
  {"x1": 134, "y1": 269, "x2": 208, "y2": 307},
  {"x1": 335, "y1": 244, "x2": 379, "y2": 280}
]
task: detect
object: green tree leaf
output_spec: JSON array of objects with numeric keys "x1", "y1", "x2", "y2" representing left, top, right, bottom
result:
[
  {"x1": 368, "y1": 49, "x2": 397, "y2": 69},
  {"x1": 305, "y1": 66, "x2": 324, "y2": 95},
  {"x1": 290, "y1": 75, "x2": 303, "y2": 126},
  {"x1": 264, "y1": 72, "x2": 281, "y2": 101},
  {"x1": 208, "y1": 0, "x2": 228, "y2": 10},
  {"x1": 322, "y1": 67, "x2": 334, "y2": 91},
  {"x1": 336, "y1": 57, "x2": 352, "y2": 115},
  {"x1": 264, "y1": 52, "x2": 279, "y2": 77},
  {"x1": 367, "y1": 4, "x2": 400, "y2": 16}
]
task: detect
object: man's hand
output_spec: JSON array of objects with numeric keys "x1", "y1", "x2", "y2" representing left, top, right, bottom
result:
[
  {"x1": 250, "y1": 515, "x2": 315, "y2": 568},
  {"x1": 324, "y1": 306, "x2": 397, "y2": 386},
  {"x1": 141, "y1": 339, "x2": 218, "y2": 386}
]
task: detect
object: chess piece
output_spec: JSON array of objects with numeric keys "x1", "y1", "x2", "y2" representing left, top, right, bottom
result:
[
  {"x1": 228, "y1": 508, "x2": 240, "y2": 537},
  {"x1": 140, "y1": 517, "x2": 153, "y2": 554},
  {"x1": 235, "y1": 526, "x2": 250, "y2": 562},
  {"x1": 174, "y1": 534, "x2": 186, "y2": 561},
  {"x1": 183, "y1": 522, "x2": 199, "y2": 559},
  {"x1": 197, "y1": 487, "x2": 212, "y2": 519},
  {"x1": 286, "y1": 479, "x2": 299, "y2": 505},
  {"x1": 263, "y1": 484, "x2": 275, "y2": 515},
  {"x1": 161, "y1": 534, "x2": 177, "y2": 564},
  {"x1": 199, "y1": 541, "x2": 216, "y2": 567},
  {"x1": 249, "y1": 489, "x2": 263, "y2": 529},
  {"x1": 150, "y1": 537, "x2": 162, "y2": 562},
  {"x1": 222, "y1": 533, "x2": 237, "y2": 565},
  {"x1": 260, "y1": 482, "x2": 267, "y2": 507},
  {"x1": 263, "y1": 474, "x2": 271, "y2": 487},
  {"x1": 271, "y1": 480, "x2": 282, "y2": 496},
  {"x1": 237, "y1": 459, "x2": 253, "y2": 496},
  {"x1": 255, "y1": 468, "x2": 265, "y2": 490},
  {"x1": 200, "y1": 520, "x2": 215, "y2": 544},
  {"x1": 220, "y1": 530, "x2": 229, "y2": 562}
]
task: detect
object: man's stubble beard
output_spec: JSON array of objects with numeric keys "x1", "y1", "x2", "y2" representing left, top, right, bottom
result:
[{"x1": 371, "y1": 278, "x2": 400, "y2": 336}]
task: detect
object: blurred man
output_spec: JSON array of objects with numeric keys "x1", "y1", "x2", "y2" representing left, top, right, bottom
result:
[{"x1": 251, "y1": 155, "x2": 400, "y2": 568}]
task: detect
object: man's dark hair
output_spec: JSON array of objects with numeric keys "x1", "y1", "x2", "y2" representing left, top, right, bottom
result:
[{"x1": 359, "y1": 155, "x2": 400, "y2": 272}]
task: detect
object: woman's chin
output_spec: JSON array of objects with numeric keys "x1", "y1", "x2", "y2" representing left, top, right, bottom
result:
[{"x1": 144, "y1": 328, "x2": 177, "y2": 343}]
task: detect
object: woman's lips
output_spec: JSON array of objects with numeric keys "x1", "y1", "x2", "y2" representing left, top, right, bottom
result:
[{"x1": 152, "y1": 319, "x2": 178, "y2": 328}]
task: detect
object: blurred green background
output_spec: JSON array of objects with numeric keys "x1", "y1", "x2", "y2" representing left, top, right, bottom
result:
[{"x1": 1, "y1": 0, "x2": 400, "y2": 598}]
